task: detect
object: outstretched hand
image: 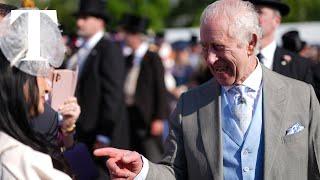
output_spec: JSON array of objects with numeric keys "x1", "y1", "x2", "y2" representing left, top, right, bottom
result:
[{"x1": 94, "y1": 148, "x2": 143, "y2": 180}]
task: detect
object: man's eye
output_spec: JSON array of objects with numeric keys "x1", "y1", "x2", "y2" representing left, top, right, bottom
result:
[{"x1": 213, "y1": 45, "x2": 224, "y2": 51}]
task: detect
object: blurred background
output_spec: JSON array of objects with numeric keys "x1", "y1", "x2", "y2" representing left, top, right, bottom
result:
[{"x1": 1, "y1": 0, "x2": 320, "y2": 44}]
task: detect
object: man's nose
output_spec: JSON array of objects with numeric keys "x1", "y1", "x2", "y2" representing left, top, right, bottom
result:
[{"x1": 206, "y1": 50, "x2": 218, "y2": 64}]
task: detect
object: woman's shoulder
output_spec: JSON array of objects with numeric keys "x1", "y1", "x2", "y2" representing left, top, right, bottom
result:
[{"x1": 0, "y1": 131, "x2": 71, "y2": 180}]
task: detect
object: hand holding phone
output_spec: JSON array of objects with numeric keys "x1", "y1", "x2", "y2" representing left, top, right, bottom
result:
[{"x1": 50, "y1": 69, "x2": 78, "y2": 111}]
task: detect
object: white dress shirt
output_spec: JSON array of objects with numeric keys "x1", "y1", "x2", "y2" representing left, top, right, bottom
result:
[
  {"x1": 67, "y1": 31, "x2": 105, "y2": 71},
  {"x1": 222, "y1": 60, "x2": 263, "y2": 135},
  {"x1": 260, "y1": 40, "x2": 277, "y2": 70}
]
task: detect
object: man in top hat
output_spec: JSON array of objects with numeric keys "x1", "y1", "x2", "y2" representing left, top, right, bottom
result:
[
  {"x1": 121, "y1": 14, "x2": 168, "y2": 162},
  {"x1": 249, "y1": 0, "x2": 314, "y2": 85},
  {"x1": 70, "y1": 0, "x2": 129, "y2": 153},
  {"x1": 282, "y1": 30, "x2": 306, "y2": 54}
]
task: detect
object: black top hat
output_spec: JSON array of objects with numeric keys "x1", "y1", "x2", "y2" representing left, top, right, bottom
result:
[
  {"x1": 74, "y1": 0, "x2": 109, "y2": 22},
  {"x1": 248, "y1": 0, "x2": 290, "y2": 16},
  {"x1": 282, "y1": 30, "x2": 306, "y2": 53},
  {"x1": 121, "y1": 14, "x2": 150, "y2": 34},
  {"x1": 0, "y1": 3, "x2": 17, "y2": 16}
]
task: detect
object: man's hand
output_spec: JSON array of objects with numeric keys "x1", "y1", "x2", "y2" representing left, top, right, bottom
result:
[{"x1": 94, "y1": 148, "x2": 143, "y2": 179}]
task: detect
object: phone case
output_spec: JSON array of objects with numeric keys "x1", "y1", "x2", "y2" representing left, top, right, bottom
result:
[{"x1": 50, "y1": 69, "x2": 78, "y2": 111}]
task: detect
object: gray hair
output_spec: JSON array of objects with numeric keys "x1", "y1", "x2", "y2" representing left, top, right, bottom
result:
[{"x1": 200, "y1": 0, "x2": 262, "y2": 54}]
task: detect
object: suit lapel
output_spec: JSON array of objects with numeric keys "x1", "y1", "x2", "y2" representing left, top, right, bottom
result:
[
  {"x1": 272, "y1": 47, "x2": 282, "y2": 73},
  {"x1": 262, "y1": 66, "x2": 288, "y2": 178},
  {"x1": 198, "y1": 79, "x2": 223, "y2": 180},
  {"x1": 78, "y1": 41, "x2": 101, "y2": 83}
]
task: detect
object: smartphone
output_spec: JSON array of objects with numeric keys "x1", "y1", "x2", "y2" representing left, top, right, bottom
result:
[{"x1": 50, "y1": 69, "x2": 78, "y2": 111}]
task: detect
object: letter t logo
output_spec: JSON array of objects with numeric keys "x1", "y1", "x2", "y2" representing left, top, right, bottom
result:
[{"x1": 10, "y1": 10, "x2": 58, "y2": 62}]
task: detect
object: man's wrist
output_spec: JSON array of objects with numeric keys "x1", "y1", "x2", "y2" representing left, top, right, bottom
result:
[{"x1": 134, "y1": 155, "x2": 149, "y2": 180}]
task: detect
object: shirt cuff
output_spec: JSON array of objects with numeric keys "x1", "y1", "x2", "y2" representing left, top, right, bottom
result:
[{"x1": 134, "y1": 155, "x2": 149, "y2": 180}]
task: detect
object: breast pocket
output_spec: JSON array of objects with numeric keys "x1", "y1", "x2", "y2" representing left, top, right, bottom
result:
[{"x1": 282, "y1": 129, "x2": 306, "y2": 144}]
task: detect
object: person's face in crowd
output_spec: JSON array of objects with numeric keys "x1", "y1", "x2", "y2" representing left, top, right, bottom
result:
[
  {"x1": 256, "y1": 6, "x2": 280, "y2": 40},
  {"x1": 124, "y1": 32, "x2": 142, "y2": 50},
  {"x1": 76, "y1": 15, "x2": 104, "y2": 39},
  {"x1": 200, "y1": 19, "x2": 257, "y2": 86},
  {"x1": 175, "y1": 49, "x2": 190, "y2": 65}
]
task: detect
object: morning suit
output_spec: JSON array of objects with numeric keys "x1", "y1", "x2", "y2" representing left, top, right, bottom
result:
[
  {"x1": 75, "y1": 35, "x2": 129, "y2": 149},
  {"x1": 146, "y1": 66, "x2": 320, "y2": 180},
  {"x1": 272, "y1": 46, "x2": 314, "y2": 84},
  {"x1": 126, "y1": 50, "x2": 168, "y2": 161}
]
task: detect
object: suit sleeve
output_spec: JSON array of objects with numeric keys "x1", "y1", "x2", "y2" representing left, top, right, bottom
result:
[
  {"x1": 146, "y1": 93, "x2": 187, "y2": 179},
  {"x1": 308, "y1": 84, "x2": 320, "y2": 179},
  {"x1": 151, "y1": 54, "x2": 168, "y2": 120},
  {"x1": 98, "y1": 41, "x2": 126, "y2": 137}
]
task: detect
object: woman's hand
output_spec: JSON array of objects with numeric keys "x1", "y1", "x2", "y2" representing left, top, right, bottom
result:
[{"x1": 58, "y1": 97, "x2": 80, "y2": 136}]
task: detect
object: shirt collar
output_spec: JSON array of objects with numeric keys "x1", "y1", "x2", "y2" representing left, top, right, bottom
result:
[
  {"x1": 260, "y1": 40, "x2": 277, "y2": 69},
  {"x1": 134, "y1": 42, "x2": 149, "y2": 58},
  {"x1": 84, "y1": 31, "x2": 104, "y2": 50},
  {"x1": 223, "y1": 59, "x2": 262, "y2": 92}
]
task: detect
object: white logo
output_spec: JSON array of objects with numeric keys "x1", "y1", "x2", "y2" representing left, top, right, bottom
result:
[{"x1": 10, "y1": 10, "x2": 58, "y2": 62}]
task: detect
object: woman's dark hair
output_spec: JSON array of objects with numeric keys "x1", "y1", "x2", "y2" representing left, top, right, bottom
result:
[{"x1": 0, "y1": 50, "x2": 73, "y2": 176}]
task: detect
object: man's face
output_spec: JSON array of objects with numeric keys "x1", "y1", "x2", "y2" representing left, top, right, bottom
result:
[
  {"x1": 200, "y1": 20, "x2": 256, "y2": 86},
  {"x1": 76, "y1": 15, "x2": 104, "y2": 38},
  {"x1": 256, "y1": 6, "x2": 280, "y2": 39},
  {"x1": 124, "y1": 32, "x2": 141, "y2": 50}
]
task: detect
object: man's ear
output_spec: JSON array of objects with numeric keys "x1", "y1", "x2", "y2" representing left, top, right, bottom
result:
[{"x1": 247, "y1": 33, "x2": 257, "y2": 56}]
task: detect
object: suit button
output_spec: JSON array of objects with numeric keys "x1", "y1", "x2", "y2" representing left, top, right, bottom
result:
[{"x1": 243, "y1": 167, "x2": 250, "y2": 172}]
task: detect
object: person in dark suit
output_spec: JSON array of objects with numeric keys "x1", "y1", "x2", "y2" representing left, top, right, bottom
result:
[
  {"x1": 70, "y1": 0, "x2": 129, "y2": 151},
  {"x1": 121, "y1": 14, "x2": 168, "y2": 162},
  {"x1": 313, "y1": 63, "x2": 320, "y2": 100},
  {"x1": 249, "y1": 0, "x2": 314, "y2": 85}
]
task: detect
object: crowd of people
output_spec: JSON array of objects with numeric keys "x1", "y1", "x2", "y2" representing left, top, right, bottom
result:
[{"x1": 0, "y1": 0, "x2": 320, "y2": 179}]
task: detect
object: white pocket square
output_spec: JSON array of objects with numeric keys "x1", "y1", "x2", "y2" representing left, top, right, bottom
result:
[{"x1": 286, "y1": 122, "x2": 304, "y2": 136}]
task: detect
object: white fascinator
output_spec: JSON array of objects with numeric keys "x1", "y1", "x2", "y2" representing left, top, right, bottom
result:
[{"x1": 0, "y1": 9, "x2": 65, "y2": 76}]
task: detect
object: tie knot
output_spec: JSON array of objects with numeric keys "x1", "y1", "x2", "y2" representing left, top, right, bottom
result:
[
  {"x1": 230, "y1": 85, "x2": 246, "y2": 95},
  {"x1": 229, "y1": 85, "x2": 247, "y2": 105}
]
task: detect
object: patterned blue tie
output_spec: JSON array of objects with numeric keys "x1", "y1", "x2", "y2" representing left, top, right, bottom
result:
[{"x1": 229, "y1": 85, "x2": 252, "y2": 135}]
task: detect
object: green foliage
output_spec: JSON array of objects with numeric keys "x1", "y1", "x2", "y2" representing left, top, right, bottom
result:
[
  {"x1": 108, "y1": 0, "x2": 170, "y2": 31},
  {"x1": 283, "y1": 0, "x2": 320, "y2": 22},
  {"x1": 48, "y1": 0, "x2": 77, "y2": 35},
  {"x1": 3, "y1": 0, "x2": 319, "y2": 32}
]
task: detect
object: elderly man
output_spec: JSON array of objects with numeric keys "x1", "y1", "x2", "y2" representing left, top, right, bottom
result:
[{"x1": 94, "y1": 0, "x2": 320, "y2": 179}]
